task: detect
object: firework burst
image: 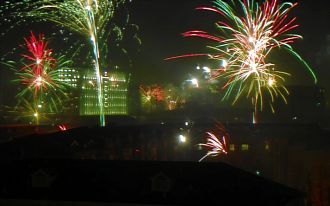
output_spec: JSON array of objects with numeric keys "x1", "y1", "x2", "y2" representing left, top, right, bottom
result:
[
  {"x1": 28, "y1": 0, "x2": 126, "y2": 126},
  {"x1": 1, "y1": 0, "x2": 138, "y2": 126},
  {"x1": 4, "y1": 98, "x2": 52, "y2": 125},
  {"x1": 15, "y1": 55, "x2": 72, "y2": 113},
  {"x1": 140, "y1": 85, "x2": 164, "y2": 103},
  {"x1": 5, "y1": 32, "x2": 73, "y2": 123},
  {"x1": 198, "y1": 123, "x2": 228, "y2": 162},
  {"x1": 166, "y1": 0, "x2": 317, "y2": 112},
  {"x1": 164, "y1": 84, "x2": 180, "y2": 111},
  {"x1": 20, "y1": 32, "x2": 55, "y2": 76}
]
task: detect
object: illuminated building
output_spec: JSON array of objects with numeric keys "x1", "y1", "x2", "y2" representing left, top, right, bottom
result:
[
  {"x1": 58, "y1": 68, "x2": 80, "y2": 88},
  {"x1": 57, "y1": 67, "x2": 80, "y2": 117},
  {"x1": 80, "y1": 70, "x2": 129, "y2": 116}
]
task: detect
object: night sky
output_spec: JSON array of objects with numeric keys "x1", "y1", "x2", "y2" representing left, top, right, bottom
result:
[
  {"x1": 1, "y1": 0, "x2": 330, "y2": 107},
  {"x1": 129, "y1": 0, "x2": 330, "y2": 85}
]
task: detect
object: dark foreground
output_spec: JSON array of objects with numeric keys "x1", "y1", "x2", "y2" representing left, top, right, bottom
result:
[{"x1": 0, "y1": 160, "x2": 302, "y2": 205}]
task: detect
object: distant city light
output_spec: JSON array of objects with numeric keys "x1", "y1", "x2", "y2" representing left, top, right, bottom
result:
[
  {"x1": 189, "y1": 78, "x2": 199, "y2": 88},
  {"x1": 178, "y1": 134, "x2": 186, "y2": 143},
  {"x1": 202, "y1": 66, "x2": 211, "y2": 73}
]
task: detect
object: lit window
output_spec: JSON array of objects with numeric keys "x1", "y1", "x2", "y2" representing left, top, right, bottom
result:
[
  {"x1": 241, "y1": 144, "x2": 249, "y2": 151},
  {"x1": 229, "y1": 144, "x2": 235, "y2": 151},
  {"x1": 265, "y1": 143, "x2": 270, "y2": 151}
]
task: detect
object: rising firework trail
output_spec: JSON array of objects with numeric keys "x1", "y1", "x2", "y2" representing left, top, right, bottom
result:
[{"x1": 166, "y1": 0, "x2": 317, "y2": 112}]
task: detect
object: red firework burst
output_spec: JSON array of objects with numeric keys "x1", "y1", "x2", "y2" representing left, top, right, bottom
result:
[
  {"x1": 21, "y1": 31, "x2": 55, "y2": 76},
  {"x1": 140, "y1": 85, "x2": 164, "y2": 102}
]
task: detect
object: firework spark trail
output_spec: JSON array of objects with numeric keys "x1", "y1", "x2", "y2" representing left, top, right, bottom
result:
[
  {"x1": 198, "y1": 122, "x2": 229, "y2": 162},
  {"x1": 198, "y1": 131, "x2": 228, "y2": 162},
  {"x1": 85, "y1": 1, "x2": 105, "y2": 126},
  {"x1": 40, "y1": 0, "x2": 121, "y2": 127},
  {"x1": 166, "y1": 0, "x2": 317, "y2": 112}
]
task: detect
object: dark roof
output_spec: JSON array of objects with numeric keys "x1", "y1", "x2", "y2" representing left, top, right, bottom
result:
[{"x1": 0, "y1": 160, "x2": 303, "y2": 205}]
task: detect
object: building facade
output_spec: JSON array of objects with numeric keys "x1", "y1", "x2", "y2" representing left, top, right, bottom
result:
[
  {"x1": 80, "y1": 70, "x2": 129, "y2": 116},
  {"x1": 58, "y1": 67, "x2": 80, "y2": 88}
]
